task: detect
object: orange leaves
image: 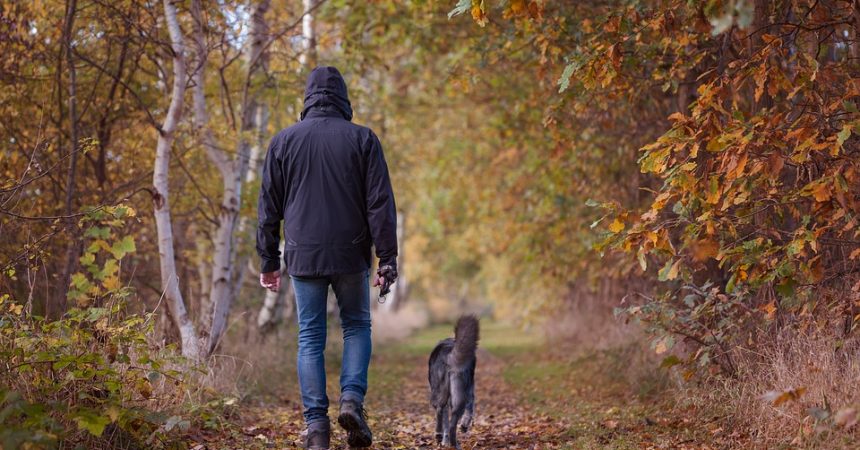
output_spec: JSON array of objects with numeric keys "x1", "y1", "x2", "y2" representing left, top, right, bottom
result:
[
  {"x1": 761, "y1": 387, "x2": 806, "y2": 407},
  {"x1": 509, "y1": 0, "x2": 526, "y2": 15},
  {"x1": 607, "y1": 43, "x2": 622, "y2": 70},
  {"x1": 765, "y1": 151, "x2": 784, "y2": 180},
  {"x1": 471, "y1": 3, "x2": 488, "y2": 27},
  {"x1": 754, "y1": 63, "x2": 769, "y2": 103},
  {"x1": 803, "y1": 179, "x2": 832, "y2": 203},
  {"x1": 690, "y1": 238, "x2": 719, "y2": 262}
]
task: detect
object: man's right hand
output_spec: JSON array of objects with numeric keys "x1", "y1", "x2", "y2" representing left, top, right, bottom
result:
[
  {"x1": 374, "y1": 265, "x2": 397, "y2": 296},
  {"x1": 260, "y1": 271, "x2": 281, "y2": 292}
]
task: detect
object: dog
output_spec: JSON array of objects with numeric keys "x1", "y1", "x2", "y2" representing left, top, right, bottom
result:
[{"x1": 428, "y1": 315, "x2": 479, "y2": 449}]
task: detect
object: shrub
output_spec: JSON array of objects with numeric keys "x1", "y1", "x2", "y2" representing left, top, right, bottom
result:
[{"x1": 0, "y1": 206, "x2": 195, "y2": 449}]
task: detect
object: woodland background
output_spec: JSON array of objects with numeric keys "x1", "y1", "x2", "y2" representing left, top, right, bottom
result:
[{"x1": 1, "y1": 0, "x2": 860, "y2": 448}]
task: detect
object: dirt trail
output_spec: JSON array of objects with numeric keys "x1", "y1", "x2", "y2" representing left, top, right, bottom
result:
[
  {"x1": 191, "y1": 323, "x2": 718, "y2": 449},
  {"x1": 364, "y1": 348, "x2": 570, "y2": 450}
]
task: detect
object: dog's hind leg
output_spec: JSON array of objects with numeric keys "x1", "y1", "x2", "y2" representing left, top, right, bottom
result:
[
  {"x1": 447, "y1": 375, "x2": 467, "y2": 450},
  {"x1": 439, "y1": 404, "x2": 450, "y2": 446},
  {"x1": 459, "y1": 379, "x2": 475, "y2": 433},
  {"x1": 434, "y1": 404, "x2": 446, "y2": 444}
]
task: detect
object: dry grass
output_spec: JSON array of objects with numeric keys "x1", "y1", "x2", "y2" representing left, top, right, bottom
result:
[
  {"x1": 544, "y1": 287, "x2": 860, "y2": 448},
  {"x1": 678, "y1": 330, "x2": 860, "y2": 449}
]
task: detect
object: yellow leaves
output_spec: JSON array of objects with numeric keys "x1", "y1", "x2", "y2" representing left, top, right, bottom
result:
[
  {"x1": 103, "y1": 275, "x2": 122, "y2": 292},
  {"x1": 8, "y1": 302, "x2": 24, "y2": 315},
  {"x1": 657, "y1": 258, "x2": 681, "y2": 281},
  {"x1": 644, "y1": 230, "x2": 659, "y2": 245},
  {"x1": 835, "y1": 123, "x2": 853, "y2": 156},
  {"x1": 705, "y1": 176, "x2": 721, "y2": 204},
  {"x1": 689, "y1": 142, "x2": 700, "y2": 159},
  {"x1": 608, "y1": 218, "x2": 625, "y2": 233},
  {"x1": 706, "y1": 137, "x2": 727, "y2": 153},
  {"x1": 639, "y1": 145, "x2": 670, "y2": 174}
]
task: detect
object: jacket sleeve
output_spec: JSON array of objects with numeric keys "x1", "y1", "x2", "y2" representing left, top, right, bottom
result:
[
  {"x1": 256, "y1": 136, "x2": 286, "y2": 274},
  {"x1": 364, "y1": 131, "x2": 398, "y2": 269}
]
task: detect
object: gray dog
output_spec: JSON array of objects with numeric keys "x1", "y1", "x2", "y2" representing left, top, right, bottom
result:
[{"x1": 428, "y1": 315, "x2": 479, "y2": 449}]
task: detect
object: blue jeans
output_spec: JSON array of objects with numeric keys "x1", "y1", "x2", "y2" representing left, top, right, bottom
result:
[{"x1": 291, "y1": 270, "x2": 372, "y2": 425}]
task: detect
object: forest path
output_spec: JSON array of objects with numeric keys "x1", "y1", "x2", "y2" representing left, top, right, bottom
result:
[{"x1": 194, "y1": 322, "x2": 721, "y2": 449}]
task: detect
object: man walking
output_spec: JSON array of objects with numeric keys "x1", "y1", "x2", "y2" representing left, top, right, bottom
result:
[{"x1": 256, "y1": 66, "x2": 398, "y2": 449}]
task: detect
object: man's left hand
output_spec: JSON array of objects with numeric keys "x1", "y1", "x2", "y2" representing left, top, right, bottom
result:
[{"x1": 260, "y1": 271, "x2": 281, "y2": 292}]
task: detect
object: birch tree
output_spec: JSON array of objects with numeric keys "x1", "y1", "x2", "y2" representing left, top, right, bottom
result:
[
  {"x1": 256, "y1": 0, "x2": 321, "y2": 332},
  {"x1": 188, "y1": 0, "x2": 272, "y2": 356},
  {"x1": 153, "y1": 0, "x2": 200, "y2": 359}
]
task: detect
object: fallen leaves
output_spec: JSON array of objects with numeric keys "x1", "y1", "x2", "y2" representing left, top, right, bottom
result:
[{"x1": 761, "y1": 387, "x2": 807, "y2": 406}]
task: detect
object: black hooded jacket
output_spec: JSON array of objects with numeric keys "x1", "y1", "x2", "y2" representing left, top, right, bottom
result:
[{"x1": 256, "y1": 66, "x2": 398, "y2": 276}]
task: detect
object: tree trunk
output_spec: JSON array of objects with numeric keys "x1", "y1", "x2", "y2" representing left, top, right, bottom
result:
[
  {"x1": 300, "y1": 0, "x2": 318, "y2": 68},
  {"x1": 194, "y1": 0, "x2": 271, "y2": 356},
  {"x1": 56, "y1": 0, "x2": 79, "y2": 319},
  {"x1": 153, "y1": 0, "x2": 200, "y2": 360}
]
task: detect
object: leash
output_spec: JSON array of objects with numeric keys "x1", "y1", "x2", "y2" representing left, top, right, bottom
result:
[
  {"x1": 377, "y1": 277, "x2": 393, "y2": 304},
  {"x1": 375, "y1": 265, "x2": 396, "y2": 304}
]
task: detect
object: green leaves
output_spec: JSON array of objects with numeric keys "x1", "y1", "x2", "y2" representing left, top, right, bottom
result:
[
  {"x1": 557, "y1": 62, "x2": 576, "y2": 93},
  {"x1": 69, "y1": 212, "x2": 137, "y2": 303},
  {"x1": 73, "y1": 410, "x2": 111, "y2": 437},
  {"x1": 110, "y1": 236, "x2": 136, "y2": 260},
  {"x1": 1, "y1": 302, "x2": 195, "y2": 445}
]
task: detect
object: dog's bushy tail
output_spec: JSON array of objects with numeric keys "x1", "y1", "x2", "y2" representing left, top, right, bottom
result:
[{"x1": 450, "y1": 315, "x2": 479, "y2": 367}]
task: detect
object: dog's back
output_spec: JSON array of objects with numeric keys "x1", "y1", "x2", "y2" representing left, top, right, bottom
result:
[{"x1": 428, "y1": 316, "x2": 479, "y2": 449}]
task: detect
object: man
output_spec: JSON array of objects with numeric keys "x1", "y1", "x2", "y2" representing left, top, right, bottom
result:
[{"x1": 256, "y1": 66, "x2": 398, "y2": 450}]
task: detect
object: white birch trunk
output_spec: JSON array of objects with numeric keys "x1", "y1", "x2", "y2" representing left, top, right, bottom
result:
[
  {"x1": 256, "y1": 241, "x2": 290, "y2": 330},
  {"x1": 299, "y1": 0, "x2": 318, "y2": 68},
  {"x1": 154, "y1": 0, "x2": 200, "y2": 360},
  {"x1": 256, "y1": 0, "x2": 326, "y2": 332},
  {"x1": 190, "y1": 0, "x2": 271, "y2": 356}
]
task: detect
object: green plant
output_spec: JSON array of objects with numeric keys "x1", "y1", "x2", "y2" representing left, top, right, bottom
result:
[{"x1": 0, "y1": 205, "x2": 195, "y2": 448}]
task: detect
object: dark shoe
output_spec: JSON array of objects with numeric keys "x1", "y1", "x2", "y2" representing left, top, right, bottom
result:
[
  {"x1": 337, "y1": 398, "x2": 372, "y2": 447},
  {"x1": 305, "y1": 421, "x2": 330, "y2": 450}
]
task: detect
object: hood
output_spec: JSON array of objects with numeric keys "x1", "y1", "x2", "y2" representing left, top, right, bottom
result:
[{"x1": 300, "y1": 66, "x2": 353, "y2": 121}]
